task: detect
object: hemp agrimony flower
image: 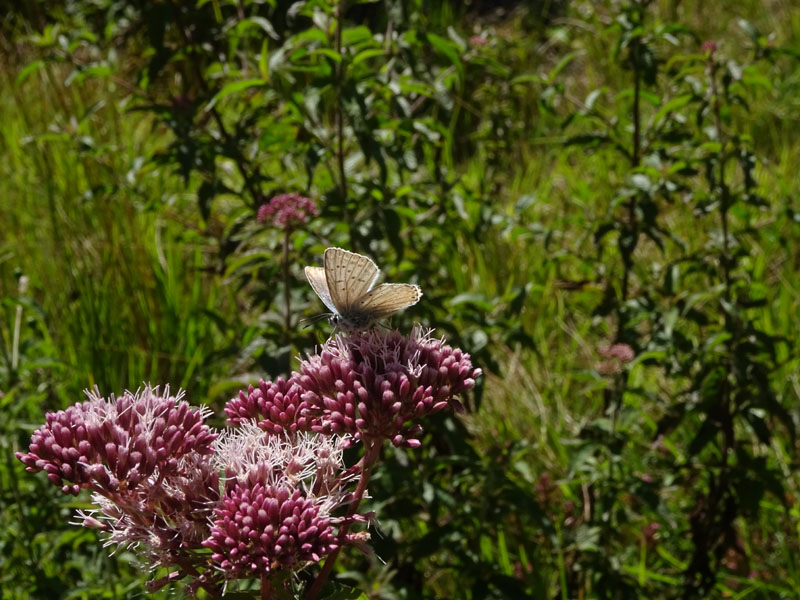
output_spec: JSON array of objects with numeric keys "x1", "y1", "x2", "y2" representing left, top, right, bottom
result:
[
  {"x1": 224, "y1": 327, "x2": 480, "y2": 447},
  {"x1": 258, "y1": 193, "x2": 318, "y2": 230},
  {"x1": 294, "y1": 327, "x2": 481, "y2": 447},
  {"x1": 204, "y1": 425, "x2": 366, "y2": 579},
  {"x1": 225, "y1": 377, "x2": 314, "y2": 435},
  {"x1": 17, "y1": 386, "x2": 223, "y2": 592},
  {"x1": 16, "y1": 385, "x2": 216, "y2": 495},
  {"x1": 18, "y1": 326, "x2": 480, "y2": 596}
]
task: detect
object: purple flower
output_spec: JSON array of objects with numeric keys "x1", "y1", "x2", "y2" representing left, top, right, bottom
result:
[
  {"x1": 225, "y1": 377, "x2": 315, "y2": 435},
  {"x1": 74, "y1": 451, "x2": 221, "y2": 569},
  {"x1": 17, "y1": 385, "x2": 223, "y2": 583},
  {"x1": 212, "y1": 425, "x2": 355, "y2": 500},
  {"x1": 205, "y1": 426, "x2": 367, "y2": 578},
  {"x1": 701, "y1": 40, "x2": 718, "y2": 55},
  {"x1": 642, "y1": 521, "x2": 662, "y2": 544},
  {"x1": 204, "y1": 483, "x2": 344, "y2": 576},
  {"x1": 16, "y1": 385, "x2": 217, "y2": 495},
  {"x1": 294, "y1": 327, "x2": 481, "y2": 447},
  {"x1": 596, "y1": 343, "x2": 635, "y2": 374},
  {"x1": 258, "y1": 193, "x2": 318, "y2": 230},
  {"x1": 598, "y1": 343, "x2": 635, "y2": 363},
  {"x1": 469, "y1": 34, "x2": 489, "y2": 47}
]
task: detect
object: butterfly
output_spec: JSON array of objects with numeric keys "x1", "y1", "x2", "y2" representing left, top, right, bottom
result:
[{"x1": 305, "y1": 247, "x2": 422, "y2": 333}]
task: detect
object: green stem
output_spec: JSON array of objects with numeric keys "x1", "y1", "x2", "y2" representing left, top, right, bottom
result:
[
  {"x1": 283, "y1": 229, "x2": 292, "y2": 333},
  {"x1": 707, "y1": 47, "x2": 735, "y2": 468},
  {"x1": 334, "y1": 0, "x2": 350, "y2": 226},
  {"x1": 707, "y1": 56, "x2": 731, "y2": 299}
]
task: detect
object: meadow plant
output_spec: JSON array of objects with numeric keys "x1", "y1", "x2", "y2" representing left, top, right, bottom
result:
[
  {"x1": 296, "y1": 327, "x2": 480, "y2": 446},
  {"x1": 258, "y1": 193, "x2": 319, "y2": 231},
  {"x1": 17, "y1": 329, "x2": 479, "y2": 597},
  {"x1": 257, "y1": 193, "x2": 319, "y2": 335},
  {"x1": 6, "y1": 1, "x2": 798, "y2": 597}
]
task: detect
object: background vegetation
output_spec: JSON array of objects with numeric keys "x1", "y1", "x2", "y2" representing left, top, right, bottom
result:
[{"x1": 2, "y1": 0, "x2": 799, "y2": 598}]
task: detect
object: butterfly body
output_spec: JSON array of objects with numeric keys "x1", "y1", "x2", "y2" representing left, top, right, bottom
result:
[
  {"x1": 305, "y1": 247, "x2": 422, "y2": 333},
  {"x1": 329, "y1": 310, "x2": 373, "y2": 333}
]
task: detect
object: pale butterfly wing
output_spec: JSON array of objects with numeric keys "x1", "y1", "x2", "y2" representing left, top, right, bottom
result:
[
  {"x1": 323, "y1": 247, "x2": 380, "y2": 312},
  {"x1": 354, "y1": 283, "x2": 422, "y2": 319},
  {"x1": 305, "y1": 266, "x2": 337, "y2": 314}
]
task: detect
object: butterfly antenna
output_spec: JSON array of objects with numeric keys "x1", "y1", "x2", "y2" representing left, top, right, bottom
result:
[{"x1": 299, "y1": 313, "x2": 331, "y2": 329}]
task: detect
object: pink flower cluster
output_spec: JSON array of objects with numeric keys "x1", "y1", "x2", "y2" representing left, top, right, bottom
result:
[
  {"x1": 701, "y1": 40, "x2": 718, "y2": 55},
  {"x1": 596, "y1": 343, "x2": 635, "y2": 375},
  {"x1": 206, "y1": 426, "x2": 366, "y2": 580},
  {"x1": 469, "y1": 34, "x2": 489, "y2": 47},
  {"x1": 225, "y1": 327, "x2": 481, "y2": 447},
  {"x1": 258, "y1": 193, "x2": 318, "y2": 230},
  {"x1": 16, "y1": 387, "x2": 364, "y2": 593},
  {"x1": 225, "y1": 377, "x2": 314, "y2": 435},
  {"x1": 203, "y1": 483, "x2": 346, "y2": 576},
  {"x1": 16, "y1": 386, "x2": 216, "y2": 495},
  {"x1": 17, "y1": 387, "x2": 222, "y2": 591},
  {"x1": 17, "y1": 327, "x2": 480, "y2": 594}
]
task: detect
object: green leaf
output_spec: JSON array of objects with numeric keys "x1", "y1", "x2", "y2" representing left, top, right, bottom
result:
[
  {"x1": 352, "y1": 48, "x2": 385, "y2": 66},
  {"x1": 311, "y1": 48, "x2": 342, "y2": 63},
  {"x1": 16, "y1": 59, "x2": 45, "y2": 87},
  {"x1": 206, "y1": 78, "x2": 267, "y2": 110},
  {"x1": 584, "y1": 87, "x2": 607, "y2": 111},
  {"x1": 233, "y1": 16, "x2": 279, "y2": 40},
  {"x1": 652, "y1": 93, "x2": 693, "y2": 125},
  {"x1": 342, "y1": 25, "x2": 372, "y2": 46},
  {"x1": 510, "y1": 73, "x2": 543, "y2": 85},
  {"x1": 449, "y1": 293, "x2": 494, "y2": 312},
  {"x1": 427, "y1": 32, "x2": 464, "y2": 83},
  {"x1": 547, "y1": 50, "x2": 581, "y2": 81},
  {"x1": 259, "y1": 39, "x2": 270, "y2": 80},
  {"x1": 700, "y1": 141, "x2": 722, "y2": 154}
]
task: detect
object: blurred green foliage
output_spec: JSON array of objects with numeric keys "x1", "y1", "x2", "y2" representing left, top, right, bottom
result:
[{"x1": 2, "y1": 0, "x2": 800, "y2": 598}]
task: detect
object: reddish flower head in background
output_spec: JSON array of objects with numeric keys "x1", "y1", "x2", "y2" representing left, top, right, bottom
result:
[{"x1": 258, "y1": 193, "x2": 319, "y2": 230}]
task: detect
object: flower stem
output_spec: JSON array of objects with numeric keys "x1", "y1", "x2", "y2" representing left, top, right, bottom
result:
[
  {"x1": 305, "y1": 439, "x2": 381, "y2": 600},
  {"x1": 618, "y1": 0, "x2": 644, "y2": 341},
  {"x1": 261, "y1": 573, "x2": 271, "y2": 600},
  {"x1": 174, "y1": 556, "x2": 222, "y2": 597},
  {"x1": 173, "y1": 9, "x2": 262, "y2": 206},
  {"x1": 283, "y1": 228, "x2": 292, "y2": 333},
  {"x1": 334, "y1": 0, "x2": 349, "y2": 227},
  {"x1": 707, "y1": 53, "x2": 731, "y2": 299}
]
